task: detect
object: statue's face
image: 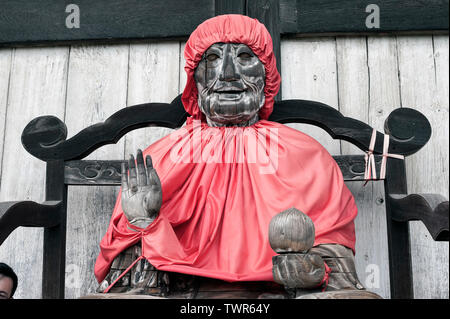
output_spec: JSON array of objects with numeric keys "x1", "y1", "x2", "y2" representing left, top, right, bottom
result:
[{"x1": 194, "y1": 43, "x2": 265, "y2": 126}]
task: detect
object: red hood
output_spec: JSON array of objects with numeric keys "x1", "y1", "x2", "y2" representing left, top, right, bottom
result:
[{"x1": 181, "y1": 14, "x2": 281, "y2": 121}]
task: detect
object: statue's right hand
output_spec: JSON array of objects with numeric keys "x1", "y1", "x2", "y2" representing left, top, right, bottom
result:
[{"x1": 121, "y1": 149, "x2": 162, "y2": 229}]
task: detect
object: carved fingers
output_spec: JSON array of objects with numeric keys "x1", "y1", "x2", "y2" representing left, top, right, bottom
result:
[
  {"x1": 145, "y1": 154, "x2": 162, "y2": 189},
  {"x1": 143, "y1": 154, "x2": 163, "y2": 218},
  {"x1": 121, "y1": 162, "x2": 129, "y2": 193},
  {"x1": 272, "y1": 253, "x2": 325, "y2": 289},
  {"x1": 121, "y1": 149, "x2": 162, "y2": 227},
  {"x1": 136, "y1": 149, "x2": 148, "y2": 187},
  {"x1": 128, "y1": 154, "x2": 138, "y2": 192},
  {"x1": 122, "y1": 150, "x2": 160, "y2": 193}
]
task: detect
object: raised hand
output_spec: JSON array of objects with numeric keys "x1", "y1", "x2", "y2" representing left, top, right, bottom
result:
[{"x1": 121, "y1": 149, "x2": 162, "y2": 229}]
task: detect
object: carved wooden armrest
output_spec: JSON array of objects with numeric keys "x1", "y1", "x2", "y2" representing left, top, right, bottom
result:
[
  {"x1": 389, "y1": 193, "x2": 449, "y2": 241},
  {"x1": 0, "y1": 200, "x2": 62, "y2": 245}
]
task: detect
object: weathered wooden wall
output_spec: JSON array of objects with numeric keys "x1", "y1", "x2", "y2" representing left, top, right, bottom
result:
[{"x1": 0, "y1": 35, "x2": 448, "y2": 299}]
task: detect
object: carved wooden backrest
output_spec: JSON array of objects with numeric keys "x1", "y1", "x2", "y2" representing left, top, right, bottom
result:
[{"x1": 22, "y1": 95, "x2": 431, "y2": 161}]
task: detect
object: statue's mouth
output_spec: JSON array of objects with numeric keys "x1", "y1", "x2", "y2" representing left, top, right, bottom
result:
[
  {"x1": 214, "y1": 88, "x2": 246, "y2": 94},
  {"x1": 214, "y1": 86, "x2": 246, "y2": 101},
  {"x1": 218, "y1": 90, "x2": 244, "y2": 94},
  {"x1": 213, "y1": 82, "x2": 246, "y2": 94},
  {"x1": 214, "y1": 87, "x2": 246, "y2": 101}
]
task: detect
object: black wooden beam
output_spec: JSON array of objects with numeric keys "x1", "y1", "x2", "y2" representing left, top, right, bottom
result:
[
  {"x1": 215, "y1": 0, "x2": 246, "y2": 15},
  {"x1": 280, "y1": 0, "x2": 449, "y2": 36},
  {"x1": 0, "y1": 0, "x2": 447, "y2": 47},
  {"x1": 63, "y1": 155, "x2": 383, "y2": 186},
  {"x1": 389, "y1": 193, "x2": 449, "y2": 241},
  {"x1": 0, "y1": 0, "x2": 215, "y2": 47},
  {"x1": 42, "y1": 160, "x2": 68, "y2": 299},
  {"x1": 384, "y1": 149, "x2": 413, "y2": 299},
  {"x1": 0, "y1": 200, "x2": 62, "y2": 245},
  {"x1": 247, "y1": 0, "x2": 282, "y2": 101}
]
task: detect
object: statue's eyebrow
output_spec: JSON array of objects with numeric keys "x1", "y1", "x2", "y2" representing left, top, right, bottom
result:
[
  {"x1": 204, "y1": 45, "x2": 222, "y2": 56},
  {"x1": 236, "y1": 45, "x2": 254, "y2": 54},
  {"x1": 209, "y1": 43, "x2": 224, "y2": 50},
  {"x1": 206, "y1": 46, "x2": 222, "y2": 53}
]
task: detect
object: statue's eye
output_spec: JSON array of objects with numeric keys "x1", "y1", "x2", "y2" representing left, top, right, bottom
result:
[
  {"x1": 238, "y1": 52, "x2": 252, "y2": 60},
  {"x1": 206, "y1": 54, "x2": 219, "y2": 62}
]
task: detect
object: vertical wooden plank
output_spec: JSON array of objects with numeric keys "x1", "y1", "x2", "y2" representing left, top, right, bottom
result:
[
  {"x1": 365, "y1": 36, "x2": 404, "y2": 299},
  {"x1": 0, "y1": 47, "x2": 69, "y2": 298},
  {"x1": 0, "y1": 48, "x2": 12, "y2": 179},
  {"x1": 247, "y1": 0, "x2": 282, "y2": 101},
  {"x1": 366, "y1": 37, "x2": 402, "y2": 121},
  {"x1": 434, "y1": 36, "x2": 449, "y2": 116},
  {"x1": 64, "y1": 44, "x2": 129, "y2": 299},
  {"x1": 179, "y1": 41, "x2": 187, "y2": 95},
  {"x1": 280, "y1": 38, "x2": 341, "y2": 155},
  {"x1": 367, "y1": 37, "x2": 413, "y2": 299},
  {"x1": 336, "y1": 36, "x2": 391, "y2": 298},
  {"x1": 336, "y1": 37, "x2": 369, "y2": 155},
  {"x1": 0, "y1": 48, "x2": 12, "y2": 292},
  {"x1": 124, "y1": 42, "x2": 180, "y2": 156},
  {"x1": 397, "y1": 35, "x2": 449, "y2": 299}
]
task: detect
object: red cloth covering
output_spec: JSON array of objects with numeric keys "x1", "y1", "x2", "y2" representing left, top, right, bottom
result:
[{"x1": 94, "y1": 15, "x2": 357, "y2": 284}]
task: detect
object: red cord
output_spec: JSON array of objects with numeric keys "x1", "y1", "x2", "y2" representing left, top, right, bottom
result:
[
  {"x1": 317, "y1": 262, "x2": 332, "y2": 292},
  {"x1": 103, "y1": 256, "x2": 144, "y2": 293}
]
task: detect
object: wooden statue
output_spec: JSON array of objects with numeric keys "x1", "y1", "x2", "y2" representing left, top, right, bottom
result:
[{"x1": 96, "y1": 14, "x2": 381, "y2": 299}]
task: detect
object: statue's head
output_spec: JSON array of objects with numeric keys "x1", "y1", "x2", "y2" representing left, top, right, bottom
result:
[
  {"x1": 182, "y1": 15, "x2": 281, "y2": 127},
  {"x1": 194, "y1": 42, "x2": 265, "y2": 127}
]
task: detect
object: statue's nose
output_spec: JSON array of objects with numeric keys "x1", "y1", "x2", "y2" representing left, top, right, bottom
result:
[{"x1": 219, "y1": 46, "x2": 240, "y2": 82}]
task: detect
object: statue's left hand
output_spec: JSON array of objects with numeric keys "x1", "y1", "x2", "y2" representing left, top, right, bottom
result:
[
  {"x1": 272, "y1": 252, "x2": 326, "y2": 289},
  {"x1": 121, "y1": 149, "x2": 162, "y2": 229}
]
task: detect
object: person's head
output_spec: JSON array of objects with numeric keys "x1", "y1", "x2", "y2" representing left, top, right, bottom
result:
[
  {"x1": 0, "y1": 263, "x2": 18, "y2": 299},
  {"x1": 182, "y1": 14, "x2": 281, "y2": 127}
]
